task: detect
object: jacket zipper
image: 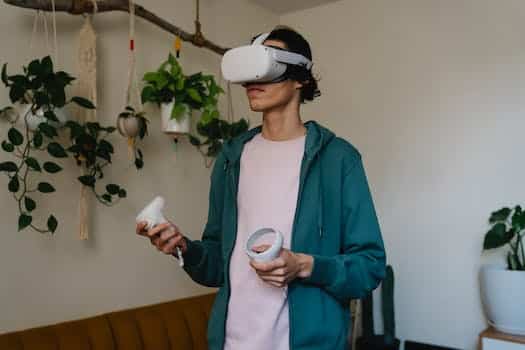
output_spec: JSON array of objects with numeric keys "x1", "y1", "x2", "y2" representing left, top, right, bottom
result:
[{"x1": 288, "y1": 154, "x2": 315, "y2": 350}]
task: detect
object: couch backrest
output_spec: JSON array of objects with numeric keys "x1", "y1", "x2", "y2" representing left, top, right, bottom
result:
[{"x1": 0, "y1": 293, "x2": 216, "y2": 350}]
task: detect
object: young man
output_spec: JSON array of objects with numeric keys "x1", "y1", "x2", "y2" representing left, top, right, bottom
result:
[{"x1": 136, "y1": 27, "x2": 386, "y2": 350}]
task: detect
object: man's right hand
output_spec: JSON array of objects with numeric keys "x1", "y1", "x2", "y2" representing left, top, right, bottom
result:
[{"x1": 136, "y1": 221, "x2": 188, "y2": 256}]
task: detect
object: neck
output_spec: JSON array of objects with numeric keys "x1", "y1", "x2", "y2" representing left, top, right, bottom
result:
[{"x1": 261, "y1": 99, "x2": 306, "y2": 141}]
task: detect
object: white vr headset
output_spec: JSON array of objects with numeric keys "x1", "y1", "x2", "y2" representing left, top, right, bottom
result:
[{"x1": 221, "y1": 32, "x2": 313, "y2": 84}]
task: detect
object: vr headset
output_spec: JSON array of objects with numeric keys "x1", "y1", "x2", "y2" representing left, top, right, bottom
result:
[{"x1": 221, "y1": 32, "x2": 313, "y2": 84}]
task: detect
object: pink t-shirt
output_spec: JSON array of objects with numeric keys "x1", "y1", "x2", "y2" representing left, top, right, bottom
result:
[{"x1": 224, "y1": 133, "x2": 306, "y2": 350}]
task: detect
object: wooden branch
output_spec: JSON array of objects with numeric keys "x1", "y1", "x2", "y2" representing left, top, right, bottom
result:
[{"x1": 3, "y1": 0, "x2": 229, "y2": 56}]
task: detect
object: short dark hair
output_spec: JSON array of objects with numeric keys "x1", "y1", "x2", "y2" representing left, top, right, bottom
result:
[{"x1": 254, "y1": 26, "x2": 321, "y2": 103}]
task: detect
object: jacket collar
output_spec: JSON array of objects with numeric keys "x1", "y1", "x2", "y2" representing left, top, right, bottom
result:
[{"x1": 221, "y1": 120, "x2": 335, "y2": 164}]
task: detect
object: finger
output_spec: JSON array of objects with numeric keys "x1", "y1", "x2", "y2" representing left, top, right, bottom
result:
[
  {"x1": 145, "y1": 223, "x2": 171, "y2": 238},
  {"x1": 259, "y1": 276, "x2": 286, "y2": 288},
  {"x1": 160, "y1": 235, "x2": 184, "y2": 254},
  {"x1": 257, "y1": 267, "x2": 287, "y2": 277},
  {"x1": 136, "y1": 221, "x2": 148, "y2": 235},
  {"x1": 251, "y1": 244, "x2": 271, "y2": 253},
  {"x1": 250, "y1": 258, "x2": 286, "y2": 272}
]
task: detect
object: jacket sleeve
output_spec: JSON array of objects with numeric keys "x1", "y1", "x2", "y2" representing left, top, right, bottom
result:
[
  {"x1": 301, "y1": 157, "x2": 386, "y2": 303},
  {"x1": 180, "y1": 152, "x2": 226, "y2": 288}
]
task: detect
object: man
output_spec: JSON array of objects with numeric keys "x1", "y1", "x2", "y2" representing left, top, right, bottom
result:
[{"x1": 136, "y1": 26, "x2": 386, "y2": 350}]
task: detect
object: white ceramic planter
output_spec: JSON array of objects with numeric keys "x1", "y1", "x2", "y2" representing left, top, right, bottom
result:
[
  {"x1": 480, "y1": 264, "x2": 525, "y2": 336},
  {"x1": 160, "y1": 100, "x2": 191, "y2": 135},
  {"x1": 117, "y1": 116, "x2": 141, "y2": 137},
  {"x1": 14, "y1": 102, "x2": 68, "y2": 131}
]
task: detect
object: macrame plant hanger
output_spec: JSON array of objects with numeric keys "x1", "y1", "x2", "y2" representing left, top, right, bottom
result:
[
  {"x1": 74, "y1": 0, "x2": 98, "y2": 240},
  {"x1": 121, "y1": 0, "x2": 144, "y2": 160}
]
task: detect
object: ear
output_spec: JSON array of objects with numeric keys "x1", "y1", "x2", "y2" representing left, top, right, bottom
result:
[{"x1": 294, "y1": 80, "x2": 310, "y2": 90}]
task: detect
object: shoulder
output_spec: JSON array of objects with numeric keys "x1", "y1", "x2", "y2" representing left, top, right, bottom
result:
[{"x1": 323, "y1": 134, "x2": 363, "y2": 173}]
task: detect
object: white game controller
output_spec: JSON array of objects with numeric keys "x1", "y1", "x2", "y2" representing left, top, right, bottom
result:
[
  {"x1": 245, "y1": 228, "x2": 284, "y2": 262},
  {"x1": 136, "y1": 196, "x2": 184, "y2": 267}
]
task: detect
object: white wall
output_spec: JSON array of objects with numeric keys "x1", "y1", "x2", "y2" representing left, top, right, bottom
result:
[
  {"x1": 281, "y1": 0, "x2": 525, "y2": 349},
  {"x1": 0, "y1": 0, "x2": 278, "y2": 333}
]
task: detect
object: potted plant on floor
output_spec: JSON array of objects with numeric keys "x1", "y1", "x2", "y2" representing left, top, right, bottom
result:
[{"x1": 479, "y1": 205, "x2": 525, "y2": 335}]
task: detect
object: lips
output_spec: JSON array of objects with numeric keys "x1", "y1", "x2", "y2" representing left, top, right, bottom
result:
[{"x1": 245, "y1": 84, "x2": 265, "y2": 93}]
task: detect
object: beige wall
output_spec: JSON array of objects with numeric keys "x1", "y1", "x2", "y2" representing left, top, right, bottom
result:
[
  {"x1": 0, "y1": 0, "x2": 278, "y2": 333},
  {"x1": 281, "y1": 0, "x2": 525, "y2": 349}
]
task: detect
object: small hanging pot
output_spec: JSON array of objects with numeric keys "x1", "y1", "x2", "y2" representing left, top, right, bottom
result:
[
  {"x1": 14, "y1": 102, "x2": 69, "y2": 131},
  {"x1": 117, "y1": 107, "x2": 148, "y2": 138}
]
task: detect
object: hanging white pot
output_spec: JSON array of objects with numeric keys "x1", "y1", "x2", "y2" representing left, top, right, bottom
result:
[
  {"x1": 160, "y1": 99, "x2": 191, "y2": 135},
  {"x1": 480, "y1": 264, "x2": 525, "y2": 336},
  {"x1": 14, "y1": 102, "x2": 69, "y2": 131},
  {"x1": 117, "y1": 115, "x2": 141, "y2": 138}
]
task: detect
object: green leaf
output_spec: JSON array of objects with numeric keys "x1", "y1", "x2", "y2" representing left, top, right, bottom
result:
[
  {"x1": 483, "y1": 223, "x2": 513, "y2": 249},
  {"x1": 176, "y1": 77, "x2": 185, "y2": 91},
  {"x1": 171, "y1": 103, "x2": 186, "y2": 121},
  {"x1": 78, "y1": 175, "x2": 95, "y2": 187},
  {"x1": 134, "y1": 157, "x2": 144, "y2": 169},
  {"x1": 187, "y1": 88, "x2": 203, "y2": 103},
  {"x1": 489, "y1": 207, "x2": 512, "y2": 224},
  {"x1": 141, "y1": 85, "x2": 156, "y2": 104},
  {"x1": 18, "y1": 214, "x2": 32, "y2": 231},
  {"x1": 44, "y1": 110, "x2": 59, "y2": 122},
  {"x1": 1, "y1": 141, "x2": 14, "y2": 152},
  {"x1": 8, "y1": 176, "x2": 19, "y2": 193},
  {"x1": 28, "y1": 59, "x2": 42, "y2": 76},
  {"x1": 47, "y1": 142, "x2": 67, "y2": 158},
  {"x1": 143, "y1": 72, "x2": 158, "y2": 84},
  {"x1": 106, "y1": 184, "x2": 120, "y2": 195},
  {"x1": 24, "y1": 196, "x2": 36, "y2": 212},
  {"x1": 47, "y1": 215, "x2": 58, "y2": 233},
  {"x1": 39, "y1": 123, "x2": 58, "y2": 138},
  {"x1": 0, "y1": 161, "x2": 18, "y2": 172},
  {"x1": 50, "y1": 88, "x2": 66, "y2": 107},
  {"x1": 9, "y1": 85, "x2": 25, "y2": 103},
  {"x1": 38, "y1": 182, "x2": 55, "y2": 193},
  {"x1": 8, "y1": 127, "x2": 23, "y2": 146},
  {"x1": 189, "y1": 135, "x2": 201, "y2": 146},
  {"x1": 43, "y1": 161, "x2": 62, "y2": 173},
  {"x1": 71, "y1": 96, "x2": 95, "y2": 109},
  {"x1": 1, "y1": 63, "x2": 8, "y2": 85},
  {"x1": 98, "y1": 139, "x2": 114, "y2": 154},
  {"x1": 101, "y1": 193, "x2": 112, "y2": 203},
  {"x1": 25, "y1": 157, "x2": 41, "y2": 172},
  {"x1": 32, "y1": 131, "x2": 43, "y2": 148},
  {"x1": 118, "y1": 189, "x2": 127, "y2": 198},
  {"x1": 41, "y1": 56, "x2": 53, "y2": 76}
]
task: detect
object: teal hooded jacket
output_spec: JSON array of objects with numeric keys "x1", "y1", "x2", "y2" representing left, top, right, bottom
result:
[{"x1": 181, "y1": 120, "x2": 386, "y2": 350}]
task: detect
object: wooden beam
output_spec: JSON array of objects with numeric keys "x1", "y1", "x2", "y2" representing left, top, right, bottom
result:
[{"x1": 3, "y1": 0, "x2": 229, "y2": 56}]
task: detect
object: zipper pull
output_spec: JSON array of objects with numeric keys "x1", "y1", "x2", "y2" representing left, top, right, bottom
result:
[
  {"x1": 224, "y1": 160, "x2": 229, "y2": 171},
  {"x1": 319, "y1": 226, "x2": 323, "y2": 238}
]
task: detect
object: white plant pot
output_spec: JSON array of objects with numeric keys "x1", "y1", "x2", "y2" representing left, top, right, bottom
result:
[
  {"x1": 480, "y1": 264, "x2": 525, "y2": 336},
  {"x1": 160, "y1": 100, "x2": 191, "y2": 135},
  {"x1": 14, "y1": 102, "x2": 68, "y2": 131},
  {"x1": 117, "y1": 116, "x2": 141, "y2": 138}
]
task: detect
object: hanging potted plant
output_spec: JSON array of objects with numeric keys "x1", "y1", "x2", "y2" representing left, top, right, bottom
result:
[
  {"x1": 116, "y1": 105, "x2": 148, "y2": 169},
  {"x1": 0, "y1": 56, "x2": 126, "y2": 234},
  {"x1": 141, "y1": 53, "x2": 188, "y2": 135},
  {"x1": 189, "y1": 117, "x2": 249, "y2": 167},
  {"x1": 479, "y1": 205, "x2": 525, "y2": 335},
  {"x1": 140, "y1": 53, "x2": 224, "y2": 137}
]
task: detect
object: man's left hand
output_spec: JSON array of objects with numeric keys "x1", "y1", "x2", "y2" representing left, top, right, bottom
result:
[{"x1": 249, "y1": 246, "x2": 314, "y2": 288}]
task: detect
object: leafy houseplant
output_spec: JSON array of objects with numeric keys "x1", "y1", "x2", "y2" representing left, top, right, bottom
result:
[
  {"x1": 116, "y1": 105, "x2": 148, "y2": 169},
  {"x1": 479, "y1": 204, "x2": 525, "y2": 336},
  {"x1": 189, "y1": 117, "x2": 249, "y2": 161},
  {"x1": 483, "y1": 205, "x2": 525, "y2": 270},
  {"x1": 140, "y1": 53, "x2": 224, "y2": 134},
  {"x1": 0, "y1": 56, "x2": 126, "y2": 234}
]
